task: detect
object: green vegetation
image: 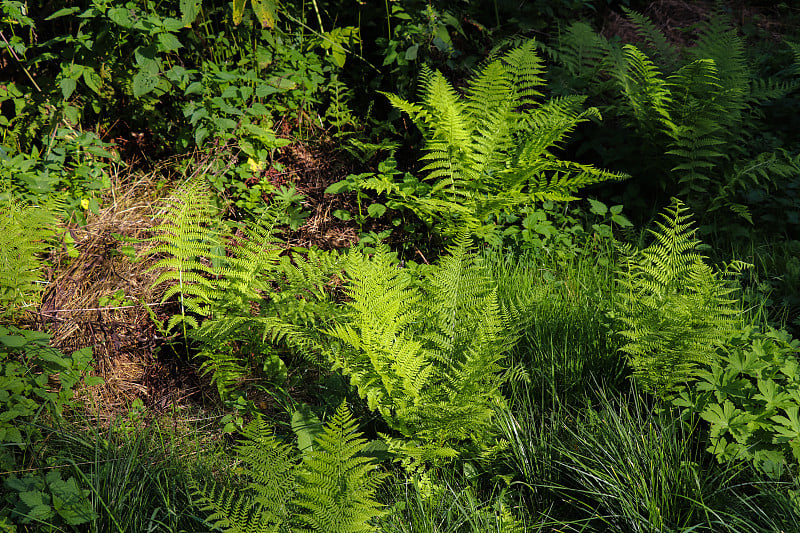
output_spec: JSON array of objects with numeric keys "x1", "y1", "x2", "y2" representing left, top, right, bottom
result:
[{"x1": 2, "y1": 0, "x2": 800, "y2": 531}]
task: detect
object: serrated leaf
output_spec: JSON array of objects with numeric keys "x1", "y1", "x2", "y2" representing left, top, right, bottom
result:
[
  {"x1": 180, "y1": 0, "x2": 201, "y2": 25},
  {"x1": 588, "y1": 197, "x2": 607, "y2": 216},
  {"x1": 157, "y1": 32, "x2": 183, "y2": 52},
  {"x1": 82, "y1": 69, "x2": 102, "y2": 94},
  {"x1": 367, "y1": 203, "x2": 386, "y2": 218},
  {"x1": 60, "y1": 77, "x2": 77, "y2": 100},
  {"x1": 132, "y1": 69, "x2": 159, "y2": 98},
  {"x1": 107, "y1": 7, "x2": 135, "y2": 28}
]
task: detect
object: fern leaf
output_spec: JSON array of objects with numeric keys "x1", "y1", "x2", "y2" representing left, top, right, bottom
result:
[
  {"x1": 0, "y1": 198, "x2": 59, "y2": 318},
  {"x1": 294, "y1": 402, "x2": 387, "y2": 533},
  {"x1": 147, "y1": 179, "x2": 224, "y2": 332},
  {"x1": 622, "y1": 7, "x2": 679, "y2": 70}
]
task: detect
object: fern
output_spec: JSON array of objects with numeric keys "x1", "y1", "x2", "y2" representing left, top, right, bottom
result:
[
  {"x1": 621, "y1": 7, "x2": 679, "y2": 71},
  {"x1": 148, "y1": 179, "x2": 223, "y2": 334},
  {"x1": 0, "y1": 198, "x2": 59, "y2": 319},
  {"x1": 370, "y1": 40, "x2": 625, "y2": 237},
  {"x1": 194, "y1": 403, "x2": 385, "y2": 533},
  {"x1": 148, "y1": 180, "x2": 343, "y2": 397},
  {"x1": 294, "y1": 402, "x2": 388, "y2": 533},
  {"x1": 546, "y1": 21, "x2": 613, "y2": 96},
  {"x1": 615, "y1": 199, "x2": 747, "y2": 395},
  {"x1": 328, "y1": 235, "x2": 514, "y2": 451},
  {"x1": 194, "y1": 417, "x2": 297, "y2": 533}
]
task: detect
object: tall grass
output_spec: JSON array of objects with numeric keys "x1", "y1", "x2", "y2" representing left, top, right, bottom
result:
[{"x1": 20, "y1": 410, "x2": 231, "y2": 532}]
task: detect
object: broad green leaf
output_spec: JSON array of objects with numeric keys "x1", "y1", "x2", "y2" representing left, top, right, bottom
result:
[
  {"x1": 292, "y1": 404, "x2": 323, "y2": 456},
  {"x1": 60, "y1": 77, "x2": 77, "y2": 100},
  {"x1": 0, "y1": 335, "x2": 27, "y2": 348},
  {"x1": 157, "y1": 32, "x2": 183, "y2": 52},
  {"x1": 180, "y1": 0, "x2": 201, "y2": 25},
  {"x1": 132, "y1": 69, "x2": 159, "y2": 98},
  {"x1": 251, "y1": 0, "x2": 279, "y2": 28},
  {"x1": 82, "y1": 69, "x2": 102, "y2": 94},
  {"x1": 107, "y1": 7, "x2": 135, "y2": 28},
  {"x1": 368, "y1": 203, "x2": 387, "y2": 218},
  {"x1": 46, "y1": 7, "x2": 80, "y2": 20},
  {"x1": 162, "y1": 17, "x2": 184, "y2": 32},
  {"x1": 588, "y1": 197, "x2": 607, "y2": 216},
  {"x1": 50, "y1": 476, "x2": 97, "y2": 525}
]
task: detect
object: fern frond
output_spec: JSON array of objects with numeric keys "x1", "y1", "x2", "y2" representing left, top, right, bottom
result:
[
  {"x1": 502, "y1": 39, "x2": 546, "y2": 101},
  {"x1": 380, "y1": 40, "x2": 624, "y2": 238},
  {"x1": 614, "y1": 44, "x2": 674, "y2": 131},
  {"x1": 688, "y1": 15, "x2": 750, "y2": 121},
  {"x1": 621, "y1": 7, "x2": 679, "y2": 70},
  {"x1": 193, "y1": 417, "x2": 297, "y2": 533},
  {"x1": 615, "y1": 199, "x2": 746, "y2": 395},
  {"x1": 294, "y1": 402, "x2": 387, "y2": 533},
  {"x1": 147, "y1": 179, "x2": 224, "y2": 332},
  {"x1": 329, "y1": 238, "x2": 514, "y2": 449},
  {"x1": 549, "y1": 21, "x2": 611, "y2": 78},
  {"x1": 0, "y1": 198, "x2": 59, "y2": 318}
]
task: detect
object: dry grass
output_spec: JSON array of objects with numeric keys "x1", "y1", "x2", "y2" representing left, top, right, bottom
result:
[{"x1": 39, "y1": 162, "x2": 211, "y2": 423}]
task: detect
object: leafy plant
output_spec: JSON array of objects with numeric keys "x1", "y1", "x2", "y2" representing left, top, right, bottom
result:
[
  {"x1": 147, "y1": 179, "x2": 343, "y2": 397},
  {"x1": 614, "y1": 198, "x2": 747, "y2": 395},
  {"x1": 0, "y1": 325, "x2": 102, "y2": 528},
  {"x1": 673, "y1": 325, "x2": 800, "y2": 479},
  {"x1": 194, "y1": 401, "x2": 387, "y2": 533},
  {"x1": 3, "y1": 470, "x2": 97, "y2": 528},
  {"x1": 0, "y1": 327, "x2": 100, "y2": 470},
  {"x1": 331, "y1": 40, "x2": 626, "y2": 240},
  {"x1": 147, "y1": 179, "x2": 223, "y2": 335},
  {"x1": 609, "y1": 12, "x2": 799, "y2": 219}
]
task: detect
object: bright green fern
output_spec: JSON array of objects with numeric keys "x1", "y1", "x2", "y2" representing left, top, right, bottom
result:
[
  {"x1": 0, "y1": 198, "x2": 60, "y2": 319},
  {"x1": 148, "y1": 179, "x2": 223, "y2": 334},
  {"x1": 193, "y1": 402, "x2": 385, "y2": 533},
  {"x1": 328, "y1": 235, "x2": 514, "y2": 453},
  {"x1": 148, "y1": 180, "x2": 344, "y2": 398},
  {"x1": 615, "y1": 198, "x2": 747, "y2": 395},
  {"x1": 294, "y1": 402, "x2": 388, "y2": 533},
  {"x1": 356, "y1": 40, "x2": 625, "y2": 237}
]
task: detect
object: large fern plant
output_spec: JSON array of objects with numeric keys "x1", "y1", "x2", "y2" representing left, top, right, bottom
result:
[
  {"x1": 328, "y1": 235, "x2": 515, "y2": 457},
  {"x1": 352, "y1": 40, "x2": 625, "y2": 237},
  {"x1": 147, "y1": 180, "x2": 342, "y2": 398},
  {"x1": 614, "y1": 198, "x2": 747, "y2": 395},
  {"x1": 609, "y1": 12, "x2": 799, "y2": 219},
  {"x1": 194, "y1": 402, "x2": 386, "y2": 533}
]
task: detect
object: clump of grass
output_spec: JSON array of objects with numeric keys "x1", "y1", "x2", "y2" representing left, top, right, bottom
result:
[{"x1": 12, "y1": 407, "x2": 232, "y2": 532}]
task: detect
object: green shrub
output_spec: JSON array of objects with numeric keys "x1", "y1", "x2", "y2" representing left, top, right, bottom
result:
[{"x1": 0, "y1": 326, "x2": 101, "y2": 527}]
